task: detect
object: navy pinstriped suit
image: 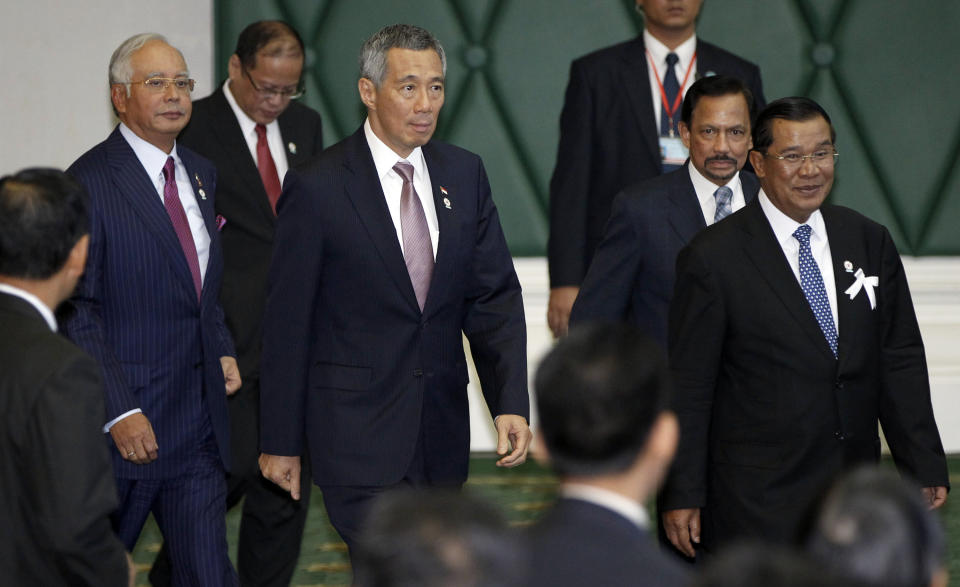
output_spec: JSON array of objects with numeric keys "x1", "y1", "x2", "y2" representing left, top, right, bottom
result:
[{"x1": 64, "y1": 126, "x2": 236, "y2": 584}]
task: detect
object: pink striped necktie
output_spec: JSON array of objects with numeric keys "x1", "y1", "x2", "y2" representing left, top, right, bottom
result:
[
  {"x1": 393, "y1": 161, "x2": 433, "y2": 311},
  {"x1": 162, "y1": 157, "x2": 202, "y2": 300}
]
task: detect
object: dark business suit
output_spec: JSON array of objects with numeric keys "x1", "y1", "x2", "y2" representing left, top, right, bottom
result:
[
  {"x1": 570, "y1": 164, "x2": 760, "y2": 347},
  {"x1": 548, "y1": 36, "x2": 765, "y2": 288},
  {"x1": 0, "y1": 292, "x2": 128, "y2": 586},
  {"x1": 64, "y1": 127, "x2": 236, "y2": 584},
  {"x1": 260, "y1": 127, "x2": 528, "y2": 546},
  {"x1": 174, "y1": 85, "x2": 322, "y2": 586},
  {"x1": 661, "y1": 199, "x2": 949, "y2": 551},
  {"x1": 526, "y1": 498, "x2": 688, "y2": 587}
]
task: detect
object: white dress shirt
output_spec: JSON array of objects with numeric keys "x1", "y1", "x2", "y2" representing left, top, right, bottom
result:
[
  {"x1": 644, "y1": 29, "x2": 698, "y2": 132},
  {"x1": 223, "y1": 79, "x2": 291, "y2": 182},
  {"x1": 759, "y1": 190, "x2": 839, "y2": 332},
  {"x1": 688, "y1": 164, "x2": 746, "y2": 225},
  {"x1": 363, "y1": 118, "x2": 440, "y2": 259},
  {"x1": 118, "y1": 123, "x2": 210, "y2": 283},
  {"x1": 0, "y1": 283, "x2": 56, "y2": 331},
  {"x1": 562, "y1": 483, "x2": 650, "y2": 530}
]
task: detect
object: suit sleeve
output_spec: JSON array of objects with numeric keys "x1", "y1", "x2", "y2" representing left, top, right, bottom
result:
[
  {"x1": 259, "y1": 169, "x2": 321, "y2": 456},
  {"x1": 660, "y1": 243, "x2": 726, "y2": 510},
  {"x1": 875, "y1": 228, "x2": 949, "y2": 488},
  {"x1": 462, "y1": 160, "x2": 529, "y2": 420},
  {"x1": 208, "y1": 171, "x2": 237, "y2": 360},
  {"x1": 25, "y1": 352, "x2": 128, "y2": 586},
  {"x1": 62, "y1": 167, "x2": 140, "y2": 423},
  {"x1": 548, "y1": 59, "x2": 595, "y2": 288},
  {"x1": 570, "y1": 191, "x2": 642, "y2": 327}
]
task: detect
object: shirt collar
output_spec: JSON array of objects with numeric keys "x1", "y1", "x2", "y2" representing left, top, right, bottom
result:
[
  {"x1": 0, "y1": 283, "x2": 57, "y2": 331},
  {"x1": 643, "y1": 28, "x2": 697, "y2": 71},
  {"x1": 759, "y1": 188, "x2": 826, "y2": 247},
  {"x1": 363, "y1": 117, "x2": 427, "y2": 182},
  {"x1": 689, "y1": 163, "x2": 741, "y2": 208},
  {"x1": 118, "y1": 122, "x2": 180, "y2": 183},
  {"x1": 223, "y1": 79, "x2": 280, "y2": 138},
  {"x1": 561, "y1": 483, "x2": 650, "y2": 529}
]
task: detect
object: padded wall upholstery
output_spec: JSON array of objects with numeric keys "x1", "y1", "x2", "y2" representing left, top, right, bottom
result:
[{"x1": 215, "y1": 0, "x2": 960, "y2": 255}]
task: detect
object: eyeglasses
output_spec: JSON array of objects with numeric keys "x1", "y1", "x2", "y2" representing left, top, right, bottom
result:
[
  {"x1": 126, "y1": 77, "x2": 196, "y2": 93},
  {"x1": 764, "y1": 149, "x2": 839, "y2": 167},
  {"x1": 242, "y1": 66, "x2": 304, "y2": 100}
]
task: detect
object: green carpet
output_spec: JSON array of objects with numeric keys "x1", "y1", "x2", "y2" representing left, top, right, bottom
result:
[{"x1": 131, "y1": 455, "x2": 959, "y2": 586}]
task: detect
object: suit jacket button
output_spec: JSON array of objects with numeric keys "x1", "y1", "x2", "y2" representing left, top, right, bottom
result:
[
  {"x1": 834, "y1": 431, "x2": 845, "y2": 440},
  {"x1": 413, "y1": 368, "x2": 423, "y2": 377}
]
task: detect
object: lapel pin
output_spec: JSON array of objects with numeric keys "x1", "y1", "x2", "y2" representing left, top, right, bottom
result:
[
  {"x1": 843, "y1": 260, "x2": 853, "y2": 272},
  {"x1": 288, "y1": 142, "x2": 297, "y2": 155},
  {"x1": 194, "y1": 173, "x2": 203, "y2": 187},
  {"x1": 443, "y1": 197, "x2": 452, "y2": 209},
  {"x1": 198, "y1": 189, "x2": 207, "y2": 200}
]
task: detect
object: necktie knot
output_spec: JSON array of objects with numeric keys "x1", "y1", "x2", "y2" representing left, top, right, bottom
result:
[
  {"x1": 393, "y1": 161, "x2": 414, "y2": 183},
  {"x1": 255, "y1": 123, "x2": 267, "y2": 140},
  {"x1": 163, "y1": 156, "x2": 176, "y2": 183},
  {"x1": 666, "y1": 52, "x2": 679, "y2": 68},
  {"x1": 793, "y1": 224, "x2": 813, "y2": 246},
  {"x1": 713, "y1": 186, "x2": 733, "y2": 223}
]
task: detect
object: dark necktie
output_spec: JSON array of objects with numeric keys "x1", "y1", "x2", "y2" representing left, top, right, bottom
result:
[
  {"x1": 660, "y1": 52, "x2": 680, "y2": 137},
  {"x1": 255, "y1": 123, "x2": 282, "y2": 213},
  {"x1": 393, "y1": 161, "x2": 434, "y2": 311},
  {"x1": 162, "y1": 157, "x2": 202, "y2": 300},
  {"x1": 793, "y1": 224, "x2": 838, "y2": 357},
  {"x1": 713, "y1": 186, "x2": 733, "y2": 223}
]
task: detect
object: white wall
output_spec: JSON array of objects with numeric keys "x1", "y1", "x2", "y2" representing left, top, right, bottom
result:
[{"x1": 0, "y1": 0, "x2": 215, "y2": 174}]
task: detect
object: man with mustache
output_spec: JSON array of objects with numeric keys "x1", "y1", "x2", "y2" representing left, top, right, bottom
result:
[
  {"x1": 63, "y1": 33, "x2": 240, "y2": 585},
  {"x1": 570, "y1": 75, "x2": 758, "y2": 350},
  {"x1": 257, "y1": 24, "x2": 531, "y2": 561}
]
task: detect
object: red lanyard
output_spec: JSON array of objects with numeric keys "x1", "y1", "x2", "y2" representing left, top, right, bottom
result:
[{"x1": 646, "y1": 49, "x2": 697, "y2": 136}]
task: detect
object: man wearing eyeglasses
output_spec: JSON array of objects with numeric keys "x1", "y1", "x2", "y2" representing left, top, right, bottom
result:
[
  {"x1": 149, "y1": 21, "x2": 323, "y2": 587},
  {"x1": 64, "y1": 33, "x2": 240, "y2": 585},
  {"x1": 660, "y1": 97, "x2": 949, "y2": 558}
]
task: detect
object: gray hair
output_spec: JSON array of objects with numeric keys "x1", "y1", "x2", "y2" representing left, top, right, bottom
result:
[
  {"x1": 358, "y1": 24, "x2": 446, "y2": 87},
  {"x1": 109, "y1": 33, "x2": 187, "y2": 95}
]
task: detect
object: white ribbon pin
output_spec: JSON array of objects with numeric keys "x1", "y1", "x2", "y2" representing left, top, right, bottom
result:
[{"x1": 844, "y1": 268, "x2": 878, "y2": 309}]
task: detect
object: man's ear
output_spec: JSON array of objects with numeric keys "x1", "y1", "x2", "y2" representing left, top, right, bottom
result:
[
  {"x1": 679, "y1": 121, "x2": 692, "y2": 150},
  {"x1": 358, "y1": 78, "x2": 377, "y2": 110},
  {"x1": 645, "y1": 411, "x2": 678, "y2": 468},
  {"x1": 749, "y1": 149, "x2": 765, "y2": 178},
  {"x1": 227, "y1": 54, "x2": 242, "y2": 83},
  {"x1": 531, "y1": 428, "x2": 551, "y2": 466},
  {"x1": 110, "y1": 84, "x2": 127, "y2": 116},
  {"x1": 66, "y1": 234, "x2": 89, "y2": 279}
]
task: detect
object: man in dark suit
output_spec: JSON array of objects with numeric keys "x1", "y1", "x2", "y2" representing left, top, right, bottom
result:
[
  {"x1": 64, "y1": 33, "x2": 240, "y2": 585},
  {"x1": 570, "y1": 75, "x2": 759, "y2": 348},
  {"x1": 149, "y1": 21, "x2": 323, "y2": 587},
  {"x1": 258, "y1": 24, "x2": 532, "y2": 557},
  {"x1": 527, "y1": 323, "x2": 687, "y2": 587},
  {"x1": 0, "y1": 168, "x2": 131, "y2": 586},
  {"x1": 547, "y1": 0, "x2": 766, "y2": 337},
  {"x1": 661, "y1": 97, "x2": 949, "y2": 558}
]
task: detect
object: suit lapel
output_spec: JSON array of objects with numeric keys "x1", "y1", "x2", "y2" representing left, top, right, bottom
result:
[
  {"x1": 421, "y1": 143, "x2": 460, "y2": 316},
  {"x1": 739, "y1": 200, "x2": 837, "y2": 361},
  {"x1": 822, "y1": 207, "x2": 859, "y2": 368},
  {"x1": 208, "y1": 88, "x2": 277, "y2": 225},
  {"x1": 694, "y1": 40, "x2": 719, "y2": 79},
  {"x1": 179, "y1": 147, "x2": 219, "y2": 304},
  {"x1": 666, "y1": 165, "x2": 707, "y2": 243},
  {"x1": 619, "y1": 38, "x2": 661, "y2": 168},
  {"x1": 105, "y1": 128, "x2": 198, "y2": 301},
  {"x1": 341, "y1": 129, "x2": 421, "y2": 312}
]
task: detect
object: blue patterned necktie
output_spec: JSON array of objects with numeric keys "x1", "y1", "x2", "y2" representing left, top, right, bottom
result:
[
  {"x1": 713, "y1": 186, "x2": 733, "y2": 223},
  {"x1": 793, "y1": 224, "x2": 837, "y2": 357},
  {"x1": 660, "y1": 52, "x2": 680, "y2": 137}
]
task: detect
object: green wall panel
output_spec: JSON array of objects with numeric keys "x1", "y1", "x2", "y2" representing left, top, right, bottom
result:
[{"x1": 214, "y1": 0, "x2": 960, "y2": 256}]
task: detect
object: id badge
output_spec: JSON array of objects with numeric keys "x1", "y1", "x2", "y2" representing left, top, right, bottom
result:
[{"x1": 659, "y1": 136, "x2": 688, "y2": 166}]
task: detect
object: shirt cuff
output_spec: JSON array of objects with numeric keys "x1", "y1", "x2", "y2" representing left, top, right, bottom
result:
[{"x1": 103, "y1": 409, "x2": 143, "y2": 433}]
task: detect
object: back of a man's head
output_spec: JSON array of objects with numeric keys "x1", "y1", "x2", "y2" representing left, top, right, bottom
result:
[
  {"x1": 694, "y1": 543, "x2": 848, "y2": 587},
  {"x1": 0, "y1": 168, "x2": 88, "y2": 280},
  {"x1": 352, "y1": 489, "x2": 524, "y2": 587},
  {"x1": 535, "y1": 323, "x2": 671, "y2": 478},
  {"x1": 806, "y1": 466, "x2": 947, "y2": 587}
]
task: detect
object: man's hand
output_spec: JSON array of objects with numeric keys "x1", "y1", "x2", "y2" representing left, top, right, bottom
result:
[
  {"x1": 494, "y1": 414, "x2": 532, "y2": 467},
  {"x1": 662, "y1": 508, "x2": 701, "y2": 558},
  {"x1": 922, "y1": 486, "x2": 948, "y2": 510},
  {"x1": 220, "y1": 356, "x2": 241, "y2": 396},
  {"x1": 259, "y1": 453, "x2": 301, "y2": 500},
  {"x1": 110, "y1": 413, "x2": 158, "y2": 464},
  {"x1": 547, "y1": 286, "x2": 580, "y2": 338}
]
